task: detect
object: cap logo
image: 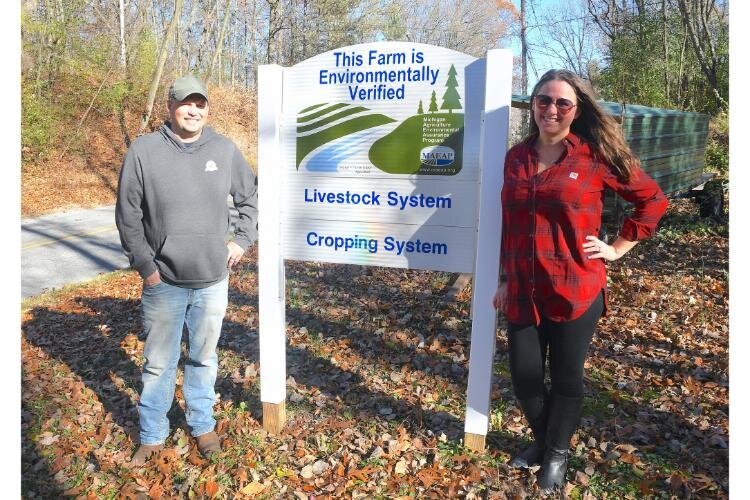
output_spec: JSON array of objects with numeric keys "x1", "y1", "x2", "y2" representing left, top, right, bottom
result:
[
  {"x1": 569, "y1": 172, "x2": 579, "y2": 179},
  {"x1": 205, "y1": 160, "x2": 218, "y2": 172}
]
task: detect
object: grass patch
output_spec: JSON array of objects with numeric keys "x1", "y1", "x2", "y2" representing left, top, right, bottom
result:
[
  {"x1": 21, "y1": 270, "x2": 133, "y2": 312},
  {"x1": 587, "y1": 463, "x2": 644, "y2": 498}
]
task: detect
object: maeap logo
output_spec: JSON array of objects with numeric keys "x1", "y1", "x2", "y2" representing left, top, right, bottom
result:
[
  {"x1": 205, "y1": 160, "x2": 218, "y2": 172},
  {"x1": 420, "y1": 146, "x2": 455, "y2": 167}
]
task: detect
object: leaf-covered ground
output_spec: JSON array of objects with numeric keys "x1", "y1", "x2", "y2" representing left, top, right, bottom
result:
[{"x1": 21, "y1": 199, "x2": 728, "y2": 498}]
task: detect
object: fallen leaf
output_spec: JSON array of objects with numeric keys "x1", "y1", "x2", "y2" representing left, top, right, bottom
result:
[
  {"x1": 394, "y1": 459, "x2": 408, "y2": 475},
  {"x1": 417, "y1": 467, "x2": 439, "y2": 488},
  {"x1": 148, "y1": 481, "x2": 163, "y2": 498},
  {"x1": 240, "y1": 481, "x2": 266, "y2": 495},
  {"x1": 575, "y1": 471, "x2": 590, "y2": 486},
  {"x1": 205, "y1": 480, "x2": 219, "y2": 498}
]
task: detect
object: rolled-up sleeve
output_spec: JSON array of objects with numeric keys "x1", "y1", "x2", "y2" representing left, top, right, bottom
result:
[{"x1": 604, "y1": 166, "x2": 668, "y2": 241}]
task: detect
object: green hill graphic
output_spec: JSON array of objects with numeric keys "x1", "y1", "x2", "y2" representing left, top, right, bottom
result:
[
  {"x1": 296, "y1": 103, "x2": 396, "y2": 168},
  {"x1": 369, "y1": 113, "x2": 464, "y2": 175}
]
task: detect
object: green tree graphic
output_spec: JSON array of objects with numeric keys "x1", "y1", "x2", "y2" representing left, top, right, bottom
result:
[
  {"x1": 417, "y1": 100, "x2": 424, "y2": 114},
  {"x1": 429, "y1": 90, "x2": 438, "y2": 113},
  {"x1": 441, "y1": 64, "x2": 462, "y2": 113}
]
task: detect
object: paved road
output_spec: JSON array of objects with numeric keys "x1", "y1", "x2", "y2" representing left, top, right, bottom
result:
[
  {"x1": 21, "y1": 206, "x2": 129, "y2": 297},
  {"x1": 21, "y1": 201, "x2": 240, "y2": 298}
]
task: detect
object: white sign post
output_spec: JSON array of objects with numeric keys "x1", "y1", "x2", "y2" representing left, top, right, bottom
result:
[
  {"x1": 258, "y1": 64, "x2": 287, "y2": 432},
  {"x1": 257, "y1": 43, "x2": 511, "y2": 449},
  {"x1": 463, "y1": 49, "x2": 512, "y2": 450}
]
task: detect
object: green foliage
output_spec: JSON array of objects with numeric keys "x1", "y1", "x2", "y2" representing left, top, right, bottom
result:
[
  {"x1": 587, "y1": 463, "x2": 643, "y2": 497},
  {"x1": 593, "y1": 5, "x2": 728, "y2": 115},
  {"x1": 21, "y1": 0, "x2": 162, "y2": 164},
  {"x1": 436, "y1": 438, "x2": 464, "y2": 462},
  {"x1": 705, "y1": 139, "x2": 728, "y2": 177},
  {"x1": 596, "y1": 10, "x2": 677, "y2": 108},
  {"x1": 121, "y1": 30, "x2": 159, "y2": 105},
  {"x1": 705, "y1": 113, "x2": 728, "y2": 177},
  {"x1": 655, "y1": 212, "x2": 727, "y2": 240},
  {"x1": 21, "y1": 84, "x2": 56, "y2": 163}
]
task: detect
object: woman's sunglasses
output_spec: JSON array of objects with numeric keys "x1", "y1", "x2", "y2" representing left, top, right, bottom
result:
[{"x1": 533, "y1": 94, "x2": 577, "y2": 114}]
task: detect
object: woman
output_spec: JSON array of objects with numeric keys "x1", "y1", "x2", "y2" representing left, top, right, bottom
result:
[{"x1": 493, "y1": 69, "x2": 667, "y2": 493}]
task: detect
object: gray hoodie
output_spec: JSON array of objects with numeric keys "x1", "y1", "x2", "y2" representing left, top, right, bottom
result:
[{"x1": 116, "y1": 124, "x2": 258, "y2": 288}]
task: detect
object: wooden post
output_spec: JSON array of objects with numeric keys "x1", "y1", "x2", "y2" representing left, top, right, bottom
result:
[
  {"x1": 465, "y1": 432, "x2": 486, "y2": 453},
  {"x1": 263, "y1": 401, "x2": 286, "y2": 434}
]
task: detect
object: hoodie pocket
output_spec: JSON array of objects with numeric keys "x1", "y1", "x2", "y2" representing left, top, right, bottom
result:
[{"x1": 157, "y1": 234, "x2": 228, "y2": 283}]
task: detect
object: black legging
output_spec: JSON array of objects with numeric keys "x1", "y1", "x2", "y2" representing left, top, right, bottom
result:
[{"x1": 507, "y1": 292, "x2": 604, "y2": 400}]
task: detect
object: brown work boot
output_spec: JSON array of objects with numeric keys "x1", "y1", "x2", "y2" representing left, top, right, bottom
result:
[
  {"x1": 130, "y1": 444, "x2": 163, "y2": 466},
  {"x1": 195, "y1": 431, "x2": 221, "y2": 457}
]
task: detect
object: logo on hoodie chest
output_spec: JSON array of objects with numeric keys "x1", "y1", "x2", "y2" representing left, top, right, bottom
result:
[{"x1": 205, "y1": 160, "x2": 218, "y2": 172}]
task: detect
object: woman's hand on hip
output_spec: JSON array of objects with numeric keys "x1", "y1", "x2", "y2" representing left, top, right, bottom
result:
[{"x1": 582, "y1": 235, "x2": 620, "y2": 261}]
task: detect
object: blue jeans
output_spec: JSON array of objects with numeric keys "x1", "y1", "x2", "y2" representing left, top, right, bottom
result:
[{"x1": 138, "y1": 277, "x2": 229, "y2": 445}]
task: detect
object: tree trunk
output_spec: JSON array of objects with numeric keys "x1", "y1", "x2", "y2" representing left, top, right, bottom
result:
[
  {"x1": 248, "y1": 0, "x2": 258, "y2": 87},
  {"x1": 184, "y1": 0, "x2": 201, "y2": 72},
  {"x1": 266, "y1": 0, "x2": 285, "y2": 64},
  {"x1": 676, "y1": 0, "x2": 726, "y2": 107},
  {"x1": 138, "y1": 0, "x2": 184, "y2": 136},
  {"x1": 118, "y1": 0, "x2": 126, "y2": 69},
  {"x1": 196, "y1": 0, "x2": 220, "y2": 70},
  {"x1": 677, "y1": 27, "x2": 688, "y2": 106},
  {"x1": 206, "y1": 0, "x2": 232, "y2": 83}
]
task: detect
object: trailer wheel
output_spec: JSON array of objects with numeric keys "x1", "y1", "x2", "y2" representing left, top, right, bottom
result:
[{"x1": 697, "y1": 179, "x2": 725, "y2": 219}]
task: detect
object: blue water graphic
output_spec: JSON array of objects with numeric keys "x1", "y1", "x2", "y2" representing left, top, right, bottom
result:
[{"x1": 304, "y1": 129, "x2": 375, "y2": 172}]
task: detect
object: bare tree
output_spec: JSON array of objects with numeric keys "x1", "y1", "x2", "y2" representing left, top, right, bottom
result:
[
  {"x1": 138, "y1": 0, "x2": 184, "y2": 135},
  {"x1": 266, "y1": 0, "x2": 285, "y2": 64},
  {"x1": 206, "y1": 0, "x2": 232, "y2": 82},
  {"x1": 675, "y1": 0, "x2": 727, "y2": 107},
  {"x1": 397, "y1": 0, "x2": 516, "y2": 58},
  {"x1": 118, "y1": 0, "x2": 127, "y2": 68},
  {"x1": 531, "y1": 0, "x2": 602, "y2": 79}
]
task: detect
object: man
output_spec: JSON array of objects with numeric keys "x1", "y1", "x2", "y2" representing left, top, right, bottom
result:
[{"x1": 116, "y1": 75, "x2": 258, "y2": 466}]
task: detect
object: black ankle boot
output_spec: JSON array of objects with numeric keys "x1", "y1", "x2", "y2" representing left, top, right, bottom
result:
[
  {"x1": 537, "y1": 447, "x2": 569, "y2": 492},
  {"x1": 509, "y1": 440, "x2": 546, "y2": 469},
  {"x1": 509, "y1": 394, "x2": 548, "y2": 468},
  {"x1": 537, "y1": 394, "x2": 582, "y2": 493}
]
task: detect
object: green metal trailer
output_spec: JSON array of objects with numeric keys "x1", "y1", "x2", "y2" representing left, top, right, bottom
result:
[{"x1": 509, "y1": 96, "x2": 718, "y2": 238}]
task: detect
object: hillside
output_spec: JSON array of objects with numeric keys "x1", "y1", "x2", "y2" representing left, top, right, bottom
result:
[{"x1": 21, "y1": 85, "x2": 258, "y2": 218}]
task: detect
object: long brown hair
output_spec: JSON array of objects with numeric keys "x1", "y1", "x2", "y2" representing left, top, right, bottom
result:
[{"x1": 528, "y1": 69, "x2": 638, "y2": 182}]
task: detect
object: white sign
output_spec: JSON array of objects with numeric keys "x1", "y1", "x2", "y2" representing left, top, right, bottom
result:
[
  {"x1": 284, "y1": 176, "x2": 477, "y2": 223},
  {"x1": 282, "y1": 219, "x2": 476, "y2": 273},
  {"x1": 258, "y1": 43, "x2": 513, "y2": 444},
  {"x1": 279, "y1": 42, "x2": 486, "y2": 272}
]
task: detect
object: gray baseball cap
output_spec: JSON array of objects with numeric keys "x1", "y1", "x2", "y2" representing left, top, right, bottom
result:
[{"x1": 168, "y1": 75, "x2": 209, "y2": 102}]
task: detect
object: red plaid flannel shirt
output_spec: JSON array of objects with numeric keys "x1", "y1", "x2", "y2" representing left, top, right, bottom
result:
[{"x1": 500, "y1": 132, "x2": 668, "y2": 325}]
